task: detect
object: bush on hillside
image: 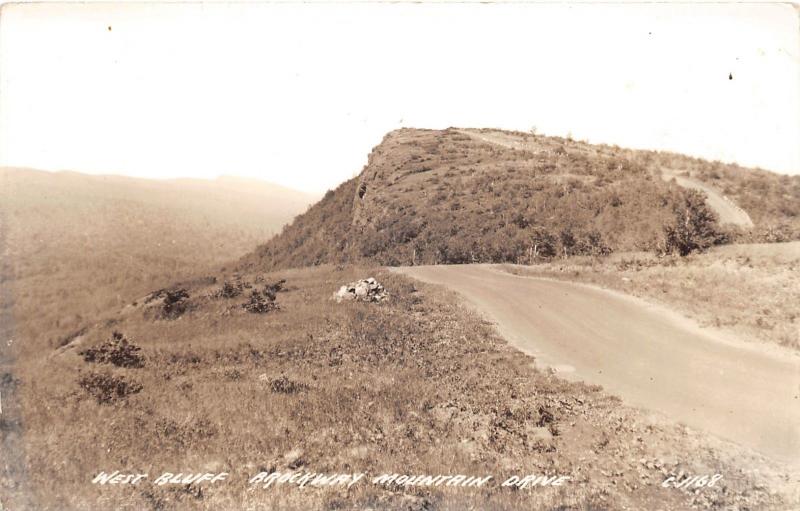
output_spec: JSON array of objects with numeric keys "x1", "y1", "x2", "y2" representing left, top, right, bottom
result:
[
  {"x1": 242, "y1": 286, "x2": 279, "y2": 313},
  {"x1": 662, "y1": 190, "x2": 724, "y2": 256},
  {"x1": 78, "y1": 372, "x2": 143, "y2": 404},
  {"x1": 79, "y1": 331, "x2": 144, "y2": 369}
]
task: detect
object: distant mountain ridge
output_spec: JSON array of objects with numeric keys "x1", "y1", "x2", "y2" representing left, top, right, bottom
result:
[
  {"x1": 0, "y1": 167, "x2": 316, "y2": 339},
  {"x1": 244, "y1": 127, "x2": 800, "y2": 270}
]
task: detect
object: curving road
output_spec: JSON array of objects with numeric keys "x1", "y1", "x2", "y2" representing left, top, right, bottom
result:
[
  {"x1": 661, "y1": 169, "x2": 754, "y2": 228},
  {"x1": 457, "y1": 129, "x2": 755, "y2": 228},
  {"x1": 395, "y1": 264, "x2": 800, "y2": 464}
]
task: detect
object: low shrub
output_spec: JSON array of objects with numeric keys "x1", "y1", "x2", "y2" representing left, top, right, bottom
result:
[
  {"x1": 78, "y1": 372, "x2": 143, "y2": 404},
  {"x1": 79, "y1": 331, "x2": 144, "y2": 368}
]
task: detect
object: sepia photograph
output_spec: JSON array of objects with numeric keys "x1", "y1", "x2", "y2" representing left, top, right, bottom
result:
[{"x1": 1, "y1": 2, "x2": 799, "y2": 510}]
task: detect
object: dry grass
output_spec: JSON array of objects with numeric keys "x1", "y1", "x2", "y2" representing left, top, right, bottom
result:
[
  {"x1": 465, "y1": 128, "x2": 800, "y2": 238},
  {"x1": 0, "y1": 167, "x2": 314, "y2": 508},
  {"x1": 7, "y1": 266, "x2": 795, "y2": 510},
  {"x1": 0, "y1": 167, "x2": 314, "y2": 348},
  {"x1": 499, "y1": 242, "x2": 800, "y2": 350}
]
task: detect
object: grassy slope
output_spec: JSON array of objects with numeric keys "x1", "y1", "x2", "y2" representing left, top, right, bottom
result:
[
  {"x1": 473, "y1": 128, "x2": 800, "y2": 235},
  {"x1": 499, "y1": 242, "x2": 800, "y2": 350},
  {"x1": 0, "y1": 167, "x2": 315, "y2": 350},
  {"x1": 246, "y1": 128, "x2": 800, "y2": 271},
  {"x1": 465, "y1": 128, "x2": 800, "y2": 234},
  {"x1": 13, "y1": 266, "x2": 793, "y2": 510}
]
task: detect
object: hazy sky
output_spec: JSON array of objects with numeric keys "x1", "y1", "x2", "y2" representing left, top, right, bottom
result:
[{"x1": 1, "y1": 2, "x2": 798, "y2": 193}]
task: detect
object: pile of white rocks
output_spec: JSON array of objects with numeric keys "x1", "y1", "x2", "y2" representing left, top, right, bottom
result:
[{"x1": 332, "y1": 277, "x2": 387, "y2": 303}]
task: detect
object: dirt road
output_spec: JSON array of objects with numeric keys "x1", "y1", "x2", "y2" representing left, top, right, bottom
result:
[
  {"x1": 395, "y1": 264, "x2": 800, "y2": 464},
  {"x1": 661, "y1": 169, "x2": 754, "y2": 228},
  {"x1": 458, "y1": 128, "x2": 755, "y2": 228}
]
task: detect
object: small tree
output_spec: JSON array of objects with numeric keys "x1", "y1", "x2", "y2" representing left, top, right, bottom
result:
[
  {"x1": 530, "y1": 228, "x2": 556, "y2": 261},
  {"x1": 559, "y1": 228, "x2": 576, "y2": 258},
  {"x1": 585, "y1": 230, "x2": 611, "y2": 256},
  {"x1": 663, "y1": 190, "x2": 721, "y2": 256}
]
